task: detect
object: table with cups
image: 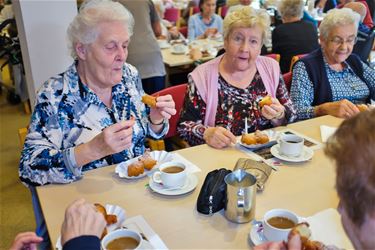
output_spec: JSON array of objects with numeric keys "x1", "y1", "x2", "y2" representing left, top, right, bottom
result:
[
  {"x1": 36, "y1": 115, "x2": 347, "y2": 249},
  {"x1": 160, "y1": 38, "x2": 223, "y2": 67}
]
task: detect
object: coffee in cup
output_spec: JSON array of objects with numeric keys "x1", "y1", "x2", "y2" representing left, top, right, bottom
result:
[
  {"x1": 278, "y1": 134, "x2": 304, "y2": 157},
  {"x1": 101, "y1": 229, "x2": 142, "y2": 250},
  {"x1": 152, "y1": 162, "x2": 187, "y2": 188},
  {"x1": 263, "y1": 208, "x2": 299, "y2": 242}
]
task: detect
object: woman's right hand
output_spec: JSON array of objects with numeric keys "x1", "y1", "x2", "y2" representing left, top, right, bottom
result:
[
  {"x1": 75, "y1": 119, "x2": 135, "y2": 166},
  {"x1": 203, "y1": 127, "x2": 236, "y2": 149},
  {"x1": 315, "y1": 99, "x2": 360, "y2": 119}
]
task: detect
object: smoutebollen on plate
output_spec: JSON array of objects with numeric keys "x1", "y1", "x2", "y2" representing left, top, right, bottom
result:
[{"x1": 115, "y1": 151, "x2": 174, "y2": 179}]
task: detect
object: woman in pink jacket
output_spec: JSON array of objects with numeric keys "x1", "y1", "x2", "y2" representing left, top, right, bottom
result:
[{"x1": 178, "y1": 6, "x2": 297, "y2": 148}]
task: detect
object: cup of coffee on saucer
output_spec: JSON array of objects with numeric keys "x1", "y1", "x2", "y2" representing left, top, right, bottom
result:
[
  {"x1": 152, "y1": 162, "x2": 187, "y2": 189},
  {"x1": 263, "y1": 208, "x2": 299, "y2": 242},
  {"x1": 278, "y1": 134, "x2": 304, "y2": 157},
  {"x1": 102, "y1": 228, "x2": 142, "y2": 250}
]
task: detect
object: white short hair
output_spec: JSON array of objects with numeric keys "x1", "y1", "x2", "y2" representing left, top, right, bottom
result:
[
  {"x1": 278, "y1": 0, "x2": 304, "y2": 19},
  {"x1": 223, "y1": 6, "x2": 270, "y2": 44},
  {"x1": 319, "y1": 8, "x2": 360, "y2": 40},
  {"x1": 67, "y1": 0, "x2": 134, "y2": 59}
]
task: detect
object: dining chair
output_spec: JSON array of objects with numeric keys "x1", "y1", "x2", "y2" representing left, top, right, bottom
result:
[
  {"x1": 147, "y1": 83, "x2": 189, "y2": 151},
  {"x1": 217, "y1": 5, "x2": 228, "y2": 18},
  {"x1": 282, "y1": 71, "x2": 293, "y2": 92},
  {"x1": 265, "y1": 53, "x2": 281, "y2": 63},
  {"x1": 352, "y1": 28, "x2": 375, "y2": 63},
  {"x1": 189, "y1": 6, "x2": 200, "y2": 16},
  {"x1": 164, "y1": 7, "x2": 181, "y2": 28},
  {"x1": 289, "y1": 54, "x2": 307, "y2": 72},
  {"x1": 18, "y1": 127, "x2": 28, "y2": 147},
  {"x1": 179, "y1": 26, "x2": 188, "y2": 38}
]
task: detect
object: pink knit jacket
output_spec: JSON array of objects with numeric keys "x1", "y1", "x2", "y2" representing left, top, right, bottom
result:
[{"x1": 190, "y1": 54, "x2": 280, "y2": 126}]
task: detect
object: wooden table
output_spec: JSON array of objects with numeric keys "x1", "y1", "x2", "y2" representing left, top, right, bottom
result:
[
  {"x1": 161, "y1": 39, "x2": 223, "y2": 67},
  {"x1": 37, "y1": 115, "x2": 344, "y2": 249}
]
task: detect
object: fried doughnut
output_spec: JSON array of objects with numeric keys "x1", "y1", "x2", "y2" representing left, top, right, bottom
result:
[
  {"x1": 127, "y1": 160, "x2": 144, "y2": 177},
  {"x1": 142, "y1": 94, "x2": 157, "y2": 108},
  {"x1": 289, "y1": 223, "x2": 325, "y2": 250},
  {"x1": 259, "y1": 96, "x2": 272, "y2": 108},
  {"x1": 357, "y1": 104, "x2": 369, "y2": 112},
  {"x1": 241, "y1": 134, "x2": 257, "y2": 145},
  {"x1": 94, "y1": 203, "x2": 107, "y2": 218},
  {"x1": 142, "y1": 158, "x2": 157, "y2": 171}
]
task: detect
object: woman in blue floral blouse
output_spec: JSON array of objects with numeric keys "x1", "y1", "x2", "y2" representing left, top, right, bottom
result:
[{"x1": 19, "y1": 0, "x2": 176, "y2": 186}]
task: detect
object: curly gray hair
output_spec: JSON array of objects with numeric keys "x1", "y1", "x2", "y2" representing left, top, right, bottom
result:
[
  {"x1": 319, "y1": 8, "x2": 360, "y2": 40},
  {"x1": 223, "y1": 6, "x2": 270, "y2": 44},
  {"x1": 67, "y1": 0, "x2": 134, "y2": 59},
  {"x1": 278, "y1": 0, "x2": 304, "y2": 19}
]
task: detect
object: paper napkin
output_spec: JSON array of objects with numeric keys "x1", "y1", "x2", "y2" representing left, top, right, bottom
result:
[{"x1": 320, "y1": 125, "x2": 337, "y2": 143}]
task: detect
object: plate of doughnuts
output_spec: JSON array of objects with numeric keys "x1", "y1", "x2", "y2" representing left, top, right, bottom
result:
[
  {"x1": 115, "y1": 150, "x2": 173, "y2": 179},
  {"x1": 238, "y1": 130, "x2": 278, "y2": 151}
]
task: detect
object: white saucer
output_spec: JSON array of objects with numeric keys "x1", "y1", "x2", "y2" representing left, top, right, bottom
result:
[
  {"x1": 56, "y1": 236, "x2": 155, "y2": 250},
  {"x1": 270, "y1": 145, "x2": 314, "y2": 162},
  {"x1": 148, "y1": 174, "x2": 198, "y2": 196},
  {"x1": 249, "y1": 222, "x2": 268, "y2": 246}
]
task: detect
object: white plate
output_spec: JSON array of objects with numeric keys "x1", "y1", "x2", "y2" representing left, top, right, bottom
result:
[
  {"x1": 158, "y1": 41, "x2": 171, "y2": 49},
  {"x1": 115, "y1": 151, "x2": 174, "y2": 179},
  {"x1": 237, "y1": 130, "x2": 279, "y2": 151},
  {"x1": 148, "y1": 174, "x2": 198, "y2": 196},
  {"x1": 55, "y1": 204, "x2": 126, "y2": 250},
  {"x1": 249, "y1": 222, "x2": 267, "y2": 246},
  {"x1": 270, "y1": 145, "x2": 314, "y2": 162}
]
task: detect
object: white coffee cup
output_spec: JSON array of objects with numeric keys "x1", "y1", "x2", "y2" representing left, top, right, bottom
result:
[
  {"x1": 263, "y1": 209, "x2": 299, "y2": 242},
  {"x1": 152, "y1": 162, "x2": 187, "y2": 188},
  {"x1": 172, "y1": 44, "x2": 187, "y2": 53},
  {"x1": 101, "y1": 229, "x2": 142, "y2": 250},
  {"x1": 278, "y1": 134, "x2": 304, "y2": 157}
]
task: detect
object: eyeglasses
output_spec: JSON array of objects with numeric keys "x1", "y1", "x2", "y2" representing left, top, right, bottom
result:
[{"x1": 329, "y1": 36, "x2": 358, "y2": 46}]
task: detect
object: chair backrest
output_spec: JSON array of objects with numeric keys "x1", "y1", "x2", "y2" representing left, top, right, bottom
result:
[
  {"x1": 152, "y1": 84, "x2": 187, "y2": 138},
  {"x1": 282, "y1": 71, "x2": 293, "y2": 92},
  {"x1": 189, "y1": 6, "x2": 200, "y2": 16},
  {"x1": 265, "y1": 53, "x2": 281, "y2": 63},
  {"x1": 179, "y1": 26, "x2": 188, "y2": 38},
  {"x1": 352, "y1": 30, "x2": 375, "y2": 62},
  {"x1": 164, "y1": 7, "x2": 181, "y2": 28},
  {"x1": 18, "y1": 127, "x2": 28, "y2": 147},
  {"x1": 217, "y1": 5, "x2": 228, "y2": 18},
  {"x1": 289, "y1": 53, "x2": 307, "y2": 72}
]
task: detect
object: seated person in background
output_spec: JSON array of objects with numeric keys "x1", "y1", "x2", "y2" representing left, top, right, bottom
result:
[
  {"x1": 9, "y1": 199, "x2": 106, "y2": 250},
  {"x1": 338, "y1": 0, "x2": 374, "y2": 29},
  {"x1": 255, "y1": 109, "x2": 375, "y2": 250},
  {"x1": 290, "y1": 8, "x2": 375, "y2": 120},
  {"x1": 302, "y1": 10, "x2": 318, "y2": 27},
  {"x1": 178, "y1": 6, "x2": 297, "y2": 148},
  {"x1": 188, "y1": 0, "x2": 223, "y2": 40},
  {"x1": 272, "y1": 0, "x2": 319, "y2": 73},
  {"x1": 315, "y1": 0, "x2": 337, "y2": 13},
  {"x1": 344, "y1": 1, "x2": 372, "y2": 33},
  {"x1": 227, "y1": 0, "x2": 252, "y2": 14}
]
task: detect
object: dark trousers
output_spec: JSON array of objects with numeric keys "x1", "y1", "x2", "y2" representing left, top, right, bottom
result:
[{"x1": 141, "y1": 75, "x2": 166, "y2": 94}]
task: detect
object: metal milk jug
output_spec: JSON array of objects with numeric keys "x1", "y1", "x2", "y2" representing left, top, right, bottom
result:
[{"x1": 224, "y1": 169, "x2": 257, "y2": 223}]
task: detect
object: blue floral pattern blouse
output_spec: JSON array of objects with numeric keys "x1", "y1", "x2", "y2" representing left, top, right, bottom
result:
[
  {"x1": 19, "y1": 62, "x2": 168, "y2": 186},
  {"x1": 290, "y1": 57, "x2": 375, "y2": 120}
]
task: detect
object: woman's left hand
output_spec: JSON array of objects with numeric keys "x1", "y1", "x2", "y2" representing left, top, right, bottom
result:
[
  {"x1": 149, "y1": 94, "x2": 176, "y2": 124},
  {"x1": 261, "y1": 97, "x2": 285, "y2": 121}
]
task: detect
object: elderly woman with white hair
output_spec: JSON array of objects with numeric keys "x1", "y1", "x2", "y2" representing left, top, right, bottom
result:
[
  {"x1": 178, "y1": 6, "x2": 297, "y2": 149},
  {"x1": 19, "y1": 1, "x2": 176, "y2": 247},
  {"x1": 272, "y1": 0, "x2": 319, "y2": 73},
  {"x1": 290, "y1": 8, "x2": 375, "y2": 121}
]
